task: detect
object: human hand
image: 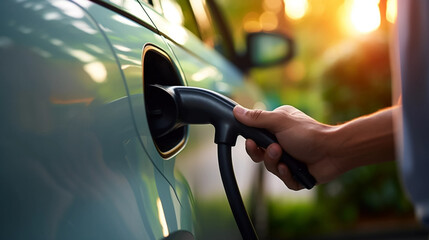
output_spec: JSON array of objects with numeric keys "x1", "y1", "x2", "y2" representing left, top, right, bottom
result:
[{"x1": 233, "y1": 105, "x2": 342, "y2": 190}]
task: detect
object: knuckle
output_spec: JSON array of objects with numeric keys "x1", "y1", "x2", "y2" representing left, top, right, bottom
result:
[
  {"x1": 279, "y1": 105, "x2": 301, "y2": 116},
  {"x1": 248, "y1": 109, "x2": 263, "y2": 120},
  {"x1": 278, "y1": 105, "x2": 294, "y2": 112}
]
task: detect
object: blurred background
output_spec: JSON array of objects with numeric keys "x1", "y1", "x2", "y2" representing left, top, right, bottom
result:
[{"x1": 178, "y1": 0, "x2": 429, "y2": 239}]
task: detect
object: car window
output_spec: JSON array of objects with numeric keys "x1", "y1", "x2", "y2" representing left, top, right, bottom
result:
[
  {"x1": 187, "y1": 0, "x2": 215, "y2": 47},
  {"x1": 155, "y1": 0, "x2": 226, "y2": 55},
  {"x1": 188, "y1": 0, "x2": 229, "y2": 58},
  {"x1": 158, "y1": 0, "x2": 201, "y2": 38},
  {"x1": 101, "y1": 0, "x2": 149, "y2": 20}
]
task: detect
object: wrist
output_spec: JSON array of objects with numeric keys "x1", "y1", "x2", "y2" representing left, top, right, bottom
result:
[
  {"x1": 326, "y1": 124, "x2": 360, "y2": 173},
  {"x1": 326, "y1": 109, "x2": 395, "y2": 173},
  {"x1": 320, "y1": 124, "x2": 350, "y2": 171}
]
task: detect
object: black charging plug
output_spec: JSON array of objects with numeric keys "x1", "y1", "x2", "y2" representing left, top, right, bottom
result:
[
  {"x1": 147, "y1": 84, "x2": 317, "y2": 240},
  {"x1": 148, "y1": 84, "x2": 316, "y2": 189}
]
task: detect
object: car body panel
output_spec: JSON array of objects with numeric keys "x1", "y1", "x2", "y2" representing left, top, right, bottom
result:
[
  {"x1": 76, "y1": 0, "x2": 195, "y2": 235},
  {"x1": 0, "y1": 0, "x2": 193, "y2": 239}
]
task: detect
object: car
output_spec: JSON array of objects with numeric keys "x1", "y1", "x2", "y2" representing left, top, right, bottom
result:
[{"x1": 0, "y1": 0, "x2": 293, "y2": 239}]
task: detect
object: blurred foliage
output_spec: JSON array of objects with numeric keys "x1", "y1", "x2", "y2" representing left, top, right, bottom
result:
[
  {"x1": 194, "y1": 198, "x2": 241, "y2": 240},
  {"x1": 316, "y1": 162, "x2": 413, "y2": 226},
  {"x1": 320, "y1": 35, "x2": 392, "y2": 124},
  {"x1": 268, "y1": 199, "x2": 335, "y2": 239}
]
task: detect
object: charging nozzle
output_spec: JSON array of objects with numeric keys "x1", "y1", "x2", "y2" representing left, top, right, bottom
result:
[
  {"x1": 147, "y1": 84, "x2": 316, "y2": 239},
  {"x1": 147, "y1": 84, "x2": 316, "y2": 189}
]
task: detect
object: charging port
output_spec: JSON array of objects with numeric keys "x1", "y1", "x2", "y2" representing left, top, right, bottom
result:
[{"x1": 143, "y1": 45, "x2": 187, "y2": 159}]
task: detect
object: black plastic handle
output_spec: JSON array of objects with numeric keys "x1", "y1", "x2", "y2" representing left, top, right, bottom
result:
[{"x1": 149, "y1": 85, "x2": 317, "y2": 189}]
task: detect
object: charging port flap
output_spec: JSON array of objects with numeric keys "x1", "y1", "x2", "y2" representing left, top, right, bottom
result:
[{"x1": 143, "y1": 45, "x2": 187, "y2": 159}]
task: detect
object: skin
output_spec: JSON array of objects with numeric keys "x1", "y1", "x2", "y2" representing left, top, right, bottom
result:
[{"x1": 233, "y1": 105, "x2": 397, "y2": 190}]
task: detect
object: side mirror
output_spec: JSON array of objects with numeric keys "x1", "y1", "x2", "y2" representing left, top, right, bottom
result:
[{"x1": 245, "y1": 32, "x2": 294, "y2": 69}]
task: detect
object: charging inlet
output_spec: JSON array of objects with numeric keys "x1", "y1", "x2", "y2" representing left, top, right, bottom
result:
[{"x1": 143, "y1": 45, "x2": 187, "y2": 159}]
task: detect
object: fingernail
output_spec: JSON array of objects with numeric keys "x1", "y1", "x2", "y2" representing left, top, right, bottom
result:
[
  {"x1": 234, "y1": 105, "x2": 247, "y2": 116},
  {"x1": 278, "y1": 165, "x2": 286, "y2": 176},
  {"x1": 267, "y1": 146, "x2": 279, "y2": 159}
]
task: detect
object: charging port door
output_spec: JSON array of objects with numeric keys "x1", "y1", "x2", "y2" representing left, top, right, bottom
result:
[{"x1": 143, "y1": 46, "x2": 188, "y2": 159}]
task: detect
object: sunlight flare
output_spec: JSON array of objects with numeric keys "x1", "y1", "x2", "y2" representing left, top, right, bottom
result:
[
  {"x1": 349, "y1": 0, "x2": 380, "y2": 34},
  {"x1": 386, "y1": 0, "x2": 397, "y2": 24},
  {"x1": 284, "y1": 0, "x2": 308, "y2": 20}
]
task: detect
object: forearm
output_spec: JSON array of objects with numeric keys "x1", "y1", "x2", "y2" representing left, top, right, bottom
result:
[
  {"x1": 328, "y1": 106, "x2": 397, "y2": 172},
  {"x1": 233, "y1": 104, "x2": 398, "y2": 188}
]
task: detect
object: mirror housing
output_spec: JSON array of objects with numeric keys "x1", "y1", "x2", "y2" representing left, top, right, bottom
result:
[{"x1": 240, "y1": 32, "x2": 294, "y2": 71}]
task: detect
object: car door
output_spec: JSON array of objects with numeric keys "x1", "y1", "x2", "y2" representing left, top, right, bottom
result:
[
  {"x1": 0, "y1": 0, "x2": 194, "y2": 239},
  {"x1": 63, "y1": 0, "x2": 198, "y2": 238}
]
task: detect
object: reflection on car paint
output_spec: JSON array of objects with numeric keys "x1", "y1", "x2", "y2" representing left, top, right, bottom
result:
[{"x1": 0, "y1": 0, "x2": 194, "y2": 239}]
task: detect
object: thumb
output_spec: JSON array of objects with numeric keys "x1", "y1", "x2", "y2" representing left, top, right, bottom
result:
[{"x1": 233, "y1": 105, "x2": 282, "y2": 132}]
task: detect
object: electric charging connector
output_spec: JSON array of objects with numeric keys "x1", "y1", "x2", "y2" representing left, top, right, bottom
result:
[{"x1": 147, "y1": 85, "x2": 316, "y2": 239}]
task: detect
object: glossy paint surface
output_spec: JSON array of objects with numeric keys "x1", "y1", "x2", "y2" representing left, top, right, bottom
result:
[{"x1": 0, "y1": 0, "x2": 194, "y2": 239}]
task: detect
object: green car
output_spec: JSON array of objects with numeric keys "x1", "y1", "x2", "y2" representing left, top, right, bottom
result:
[{"x1": 0, "y1": 0, "x2": 292, "y2": 239}]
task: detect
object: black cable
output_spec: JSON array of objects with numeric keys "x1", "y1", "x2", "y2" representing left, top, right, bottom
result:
[{"x1": 218, "y1": 143, "x2": 259, "y2": 240}]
